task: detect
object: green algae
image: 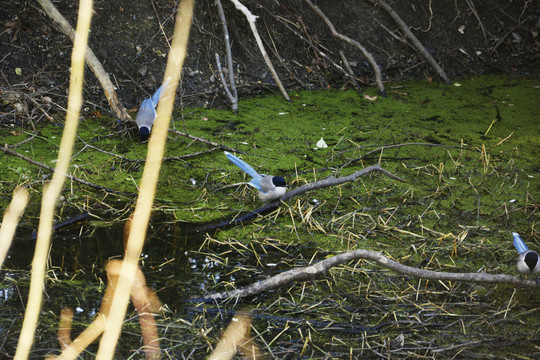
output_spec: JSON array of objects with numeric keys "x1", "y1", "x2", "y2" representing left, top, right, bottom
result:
[{"x1": 2, "y1": 73, "x2": 539, "y2": 270}]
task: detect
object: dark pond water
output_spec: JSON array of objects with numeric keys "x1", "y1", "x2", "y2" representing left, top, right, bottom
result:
[
  {"x1": 2, "y1": 210, "x2": 539, "y2": 359},
  {"x1": 1, "y1": 212, "x2": 328, "y2": 358}
]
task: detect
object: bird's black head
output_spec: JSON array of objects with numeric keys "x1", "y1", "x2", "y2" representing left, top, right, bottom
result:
[
  {"x1": 272, "y1": 176, "x2": 287, "y2": 187},
  {"x1": 139, "y1": 127, "x2": 150, "y2": 141},
  {"x1": 524, "y1": 252, "x2": 539, "y2": 272}
]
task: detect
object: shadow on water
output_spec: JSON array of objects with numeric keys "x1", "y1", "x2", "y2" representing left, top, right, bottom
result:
[{"x1": 2, "y1": 210, "x2": 301, "y2": 311}]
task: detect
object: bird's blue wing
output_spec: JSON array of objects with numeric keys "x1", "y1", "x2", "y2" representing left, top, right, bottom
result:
[
  {"x1": 249, "y1": 178, "x2": 262, "y2": 191},
  {"x1": 224, "y1": 151, "x2": 262, "y2": 190},
  {"x1": 150, "y1": 78, "x2": 171, "y2": 108},
  {"x1": 513, "y1": 232, "x2": 529, "y2": 254},
  {"x1": 135, "y1": 98, "x2": 157, "y2": 129}
]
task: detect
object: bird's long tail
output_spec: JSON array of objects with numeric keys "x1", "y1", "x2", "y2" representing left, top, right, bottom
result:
[
  {"x1": 513, "y1": 232, "x2": 529, "y2": 254},
  {"x1": 224, "y1": 151, "x2": 260, "y2": 180},
  {"x1": 150, "y1": 77, "x2": 172, "y2": 108}
]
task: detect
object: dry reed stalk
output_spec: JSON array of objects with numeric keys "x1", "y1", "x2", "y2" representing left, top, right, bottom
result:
[
  {"x1": 14, "y1": 1, "x2": 93, "y2": 358},
  {"x1": 0, "y1": 187, "x2": 28, "y2": 269},
  {"x1": 49, "y1": 260, "x2": 162, "y2": 360},
  {"x1": 95, "y1": 1, "x2": 195, "y2": 358}
]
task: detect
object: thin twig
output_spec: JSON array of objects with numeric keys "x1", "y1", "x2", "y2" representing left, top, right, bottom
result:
[
  {"x1": 76, "y1": 135, "x2": 219, "y2": 163},
  {"x1": 342, "y1": 142, "x2": 465, "y2": 168},
  {"x1": 169, "y1": 127, "x2": 240, "y2": 152},
  {"x1": 464, "y1": 0, "x2": 487, "y2": 41},
  {"x1": 264, "y1": 8, "x2": 365, "y2": 94},
  {"x1": 0, "y1": 145, "x2": 122, "y2": 194}
]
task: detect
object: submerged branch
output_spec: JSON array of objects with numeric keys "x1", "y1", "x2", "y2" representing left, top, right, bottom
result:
[{"x1": 191, "y1": 248, "x2": 539, "y2": 302}]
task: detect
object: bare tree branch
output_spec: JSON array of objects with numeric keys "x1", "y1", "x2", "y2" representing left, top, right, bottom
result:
[
  {"x1": 305, "y1": 0, "x2": 386, "y2": 96},
  {"x1": 191, "y1": 248, "x2": 539, "y2": 302},
  {"x1": 215, "y1": 0, "x2": 238, "y2": 112},
  {"x1": 229, "y1": 0, "x2": 290, "y2": 102},
  {"x1": 36, "y1": 0, "x2": 131, "y2": 122},
  {"x1": 364, "y1": 0, "x2": 450, "y2": 84},
  {"x1": 282, "y1": 163, "x2": 404, "y2": 202},
  {"x1": 199, "y1": 164, "x2": 402, "y2": 232}
]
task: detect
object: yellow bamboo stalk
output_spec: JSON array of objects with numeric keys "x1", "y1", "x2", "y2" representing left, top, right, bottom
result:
[
  {"x1": 95, "y1": 1, "x2": 195, "y2": 358},
  {"x1": 13, "y1": 0, "x2": 93, "y2": 358}
]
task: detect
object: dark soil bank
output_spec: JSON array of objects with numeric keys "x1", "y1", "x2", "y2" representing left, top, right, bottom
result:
[{"x1": 1, "y1": 0, "x2": 538, "y2": 114}]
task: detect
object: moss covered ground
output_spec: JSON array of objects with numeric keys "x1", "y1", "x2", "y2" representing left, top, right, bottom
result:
[{"x1": 1, "y1": 74, "x2": 539, "y2": 358}]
